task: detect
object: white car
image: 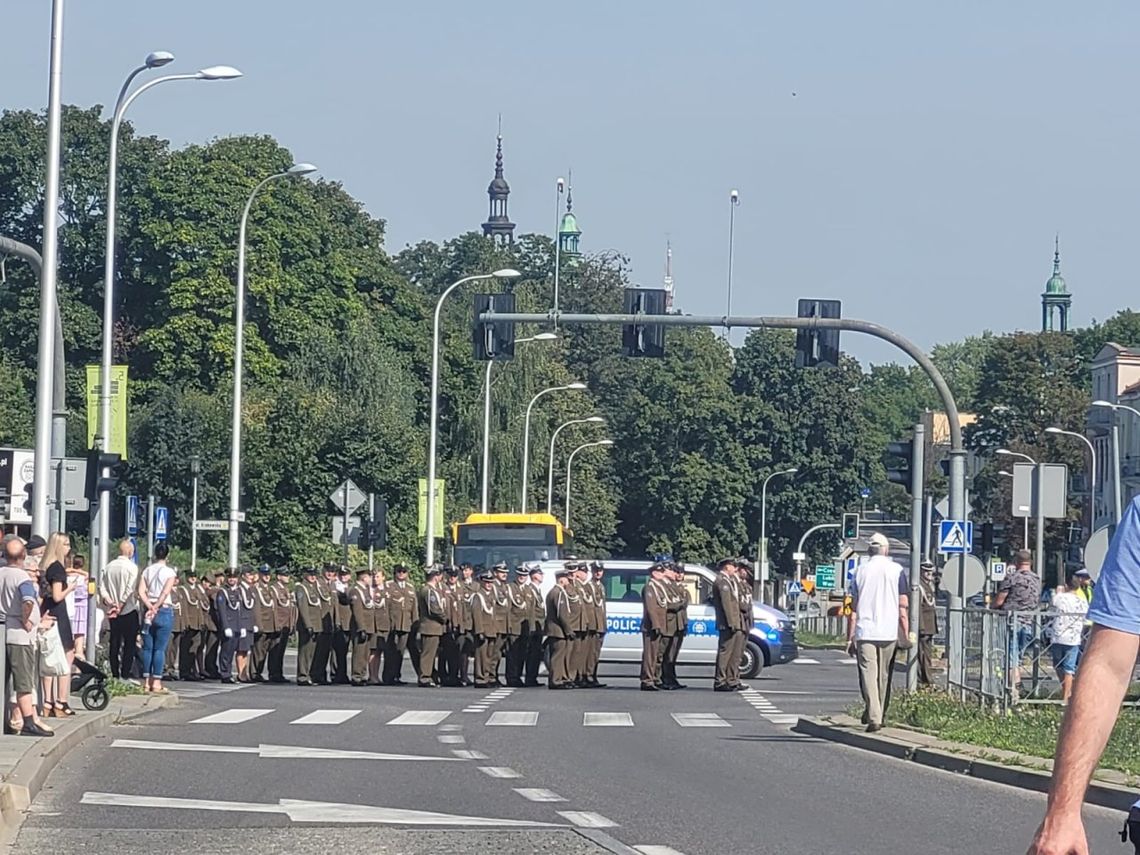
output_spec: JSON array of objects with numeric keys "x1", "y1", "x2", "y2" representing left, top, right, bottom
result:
[{"x1": 539, "y1": 560, "x2": 797, "y2": 678}]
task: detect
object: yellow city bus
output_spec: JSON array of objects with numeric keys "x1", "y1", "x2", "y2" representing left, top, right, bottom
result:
[{"x1": 449, "y1": 512, "x2": 571, "y2": 569}]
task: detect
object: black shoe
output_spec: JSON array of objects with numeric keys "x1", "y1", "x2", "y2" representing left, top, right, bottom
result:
[
  {"x1": 668, "y1": 682, "x2": 686, "y2": 690},
  {"x1": 506, "y1": 680, "x2": 524, "y2": 688},
  {"x1": 296, "y1": 679, "x2": 312, "y2": 686},
  {"x1": 523, "y1": 680, "x2": 541, "y2": 688},
  {"x1": 474, "y1": 682, "x2": 491, "y2": 689},
  {"x1": 21, "y1": 722, "x2": 53, "y2": 737},
  {"x1": 220, "y1": 677, "x2": 236, "y2": 684},
  {"x1": 640, "y1": 684, "x2": 659, "y2": 692},
  {"x1": 713, "y1": 685, "x2": 734, "y2": 692},
  {"x1": 270, "y1": 677, "x2": 291, "y2": 684},
  {"x1": 659, "y1": 683, "x2": 679, "y2": 691},
  {"x1": 729, "y1": 684, "x2": 744, "y2": 691},
  {"x1": 549, "y1": 683, "x2": 574, "y2": 690},
  {"x1": 393, "y1": 679, "x2": 408, "y2": 686},
  {"x1": 251, "y1": 675, "x2": 265, "y2": 683},
  {"x1": 866, "y1": 723, "x2": 882, "y2": 733},
  {"x1": 861, "y1": 711, "x2": 870, "y2": 725},
  {"x1": 418, "y1": 681, "x2": 437, "y2": 688},
  {"x1": 491, "y1": 679, "x2": 504, "y2": 687}
]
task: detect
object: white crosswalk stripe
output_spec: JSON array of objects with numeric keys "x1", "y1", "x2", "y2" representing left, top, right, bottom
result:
[
  {"x1": 189, "y1": 708, "x2": 274, "y2": 724},
  {"x1": 513, "y1": 788, "x2": 566, "y2": 802},
  {"x1": 290, "y1": 709, "x2": 361, "y2": 725},
  {"x1": 487, "y1": 711, "x2": 539, "y2": 726},
  {"x1": 791, "y1": 657, "x2": 820, "y2": 664},
  {"x1": 170, "y1": 682, "x2": 251, "y2": 699},
  {"x1": 634, "y1": 847, "x2": 687, "y2": 855},
  {"x1": 386, "y1": 710, "x2": 452, "y2": 726},
  {"x1": 478, "y1": 766, "x2": 521, "y2": 779},
  {"x1": 671, "y1": 713, "x2": 731, "y2": 728},
  {"x1": 583, "y1": 712, "x2": 633, "y2": 727},
  {"x1": 558, "y1": 810, "x2": 618, "y2": 828}
]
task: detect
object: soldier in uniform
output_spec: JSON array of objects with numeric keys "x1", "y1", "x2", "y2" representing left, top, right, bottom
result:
[
  {"x1": 383, "y1": 564, "x2": 418, "y2": 685},
  {"x1": 179, "y1": 570, "x2": 208, "y2": 681},
  {"x1": 587, "y1": 562, "x2": 608, "y2": 688},
  {"x1": 417, "y1": 567, "x2": 446, "y2": 687},
  {"x1": 458, "y1": 564, "x2": 477, "y2": 686},
  {"x1": 438, "y1": 567, "x2": 464, "y2": 686},
  {"x1": 504, "y1": 567, "x2": 529, "y2": 687},
  {"x1": 268, "y1": 568, "x2": 294, "y2": 683},
  {"x1": 661, "y1": 562, "x2": 689, "y2": 690},
  {"x1": 349, "y1": 569, "x2": 377, "y2": 686},
  {"x1": 487, "y1": 562, "x2": 510, "y2": 685},
  {"x1": 917, "y1": 559, "x2": 938, "y2": 687},
  {"x1": 330, "y1": 567, "x2": 353, "y2": 684},
  {"x1": 294, "y1": 567, "x2": 323, "y2": 686},
  {"x1": 235, "y1": 565, "x2": 258, "y2": 681},
  {"x1": 471, "y1": 569, "x2": 498, "y2": 688},
  {"x1": 215, "y1": 568, "x2": 251, "y2": 684},
  {"x1": 204, "y1": 572, "x2": 224, "y2": 680},
  {"x1": 545, "y1": 567, "x2": 577, "y2": 689},
  {"x1": 712, "y1": 558, "x2": 743, "y2": 691},
  {"x1": 734, "y1": 559, "x2": 754, "y2": 686},
  {"x1": 370, "y1": 568, "x2": 390, "y2": 685},
  {"x1": 524, "y1": 565, "x2": 546, "y2": 687},
  {"x1": 571, "y1": 562, "x2": 596, "y2": 687},
  {"x1": 312, "y1": 565, "x2": 336, "y2": 684},
  {"x1": 640, "y1": 563, "x2": 670, "y2": 691},
  {"x1": 250, "y1": 565, "x2": 278, "y2": 683},
  {"x1": 165, "y1": 574, "x2": 183, "y2": 680}
]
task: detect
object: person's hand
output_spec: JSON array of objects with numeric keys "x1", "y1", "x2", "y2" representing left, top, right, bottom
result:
[
  {"x1": 39, "y1": 616, "x2": 55, "y2": 630},
  {"x1": 1026, "y1": 812, "x2": 1089, "y2": 854},
  {"x1": 224, "y1": 628, "x2": 234, "y2": 638}
]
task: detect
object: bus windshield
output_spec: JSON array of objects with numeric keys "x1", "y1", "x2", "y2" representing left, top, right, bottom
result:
[{"x1": 450, "y1": 514, "x2": 567, "y2": 569}]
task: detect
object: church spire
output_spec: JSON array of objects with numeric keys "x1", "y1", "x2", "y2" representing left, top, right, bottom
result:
[
  {"x1": 557, "y1": 168, "x2": 581, "y2": 267},
  {"x1": 482, "y1": 115, "x2": 515, "y2": 246},
  {"x1": 663, "y1": 240, "x2": 675, "y2": 311},
  {"x1": 1042, "y1": 234, "x2": 1072, "y2": 332}
]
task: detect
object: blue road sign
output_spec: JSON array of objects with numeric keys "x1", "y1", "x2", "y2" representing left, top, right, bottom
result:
[
  {"x1": 126, "y1": 495, "x2": 140, "y2": 536},
  {"x1": 154, "y1": 506, "x2": 169, "y2": 541},
  {"x1": 939, "y1": 519, "x2": 973, "y2": 554},
  {"x1": 787, "y1": 581, "x2": 803, "y2": 597},
  {"x1": 860, "y1": 487, "x2": 871, "y2": 499}
]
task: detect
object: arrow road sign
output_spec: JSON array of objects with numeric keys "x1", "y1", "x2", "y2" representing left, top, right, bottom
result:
[
  {"x1": 154, "y1": 506, "x2": 169, "y2": 541},
  {"x1": 126, "y1": 495, "x2": 140, "y2": 535},
  {"x1": 939, "y1": 519, "x2": 973, "y2": 554},
  {"x1": 330, "y1": 478, "x2": 366, "y2": 514},
  {"x1": 194, "y1": 520, "x2": 230, "y2": 531}
]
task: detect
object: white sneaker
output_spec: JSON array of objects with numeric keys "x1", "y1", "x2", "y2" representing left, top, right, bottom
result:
[{"x1": 126, "y1": 678, "x2": 141, "y2": 686}]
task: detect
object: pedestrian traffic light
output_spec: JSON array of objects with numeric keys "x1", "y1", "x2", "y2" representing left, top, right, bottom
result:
[
  {"x1": 84, "y1": 450, "x2": 123, "y2": 500},
  {"x1": 371, "y1": 499, "x2": 388, "y2": 550},
  {"x1": 21, "y1": 481, "x2": 33, "y2": 515},
  {"x1": 621, "y1": 288, "x2": 666, "y2": 358},
  {"x1": 883, "y1": 438, "x2": 913, "y2": 488},
  {"x1": 794, "y1": 298, "x2": 842, "y2": 368},
  {"x1": 980, "y1": 521, "x2": 994, "y2": 554},
  {"x1": 358, "y1": 518, "x2": 372, "y2": 548},
  {"x1": 472, "y1": 293, "x2": 516, "y2": 361},
  {"x1": 842, "y1": 512, "x2": 860, "y2": 540}
]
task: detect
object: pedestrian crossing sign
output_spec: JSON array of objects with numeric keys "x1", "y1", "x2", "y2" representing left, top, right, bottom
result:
[
  {"x1": 787, "y1": 581, "x2": 803, "y2": 597},
  {"x1": 938, "y1": 519, "x2": 972, "y2": 554}
]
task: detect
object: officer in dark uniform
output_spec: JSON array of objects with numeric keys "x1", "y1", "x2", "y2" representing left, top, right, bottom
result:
[
  {"x1": 458, "y1": 564, "x2": 477, "y2": 686},
  {"x1": 165, "y1": 574, "x2": 183, "y2": 680},
  {"x1": 236, "y1": 565, "x2": 258, "y2": 681},
  {"x1": 439, "y1": 567, "x2": 464, "y2": 686},
  {"x1": 712, "y1": 558, "x2": 743, "y2": 691},
  {"x1": 204, "y1": 572, "x2": 224, "y2": 680},
  {"x1": 330, "y1": 567, "x2": 353, "y2": 684},
  {"x1": 662, "y1": 561, "x2": 689, "y2": 689},
  {"x1": 294, "y1": 567, "x2": 323, "y2": 686},
  {"x1": 349, "y1": 569, "x2": 377, "y2": 686},
  {"x1": 472, "y1": 569, "x2": 498, "y2": 688},
  {"x1": 371, "y1": 568, "x2": 390, "y2": 685},
  {"x1": 572, "y1": 562, "x2": 596, "y2": 687},
  {"x1": 588, "y1": 562, "x2": 608, "y2": 688},
  {"x1": 215, "y1": 568, "x2": 250, "y2": 684},
  {"x1": 268, "y1": 568, "x2": 294, "y2": 683},
  {"x1": 545, "y1": 567, "x2": 577, "y2": 689},
  {"x1": 179, "y1": 570, "x2": 208, "y2": 681},
  {"x1": 384, "y1": 565, "x2": 418, "y2": 685},
  {"x1": 524, "y1": 565, "x2": 547, "y2": 687},
  {"x1": 489, "y1": 562, "x2": 510, "y2": 685},
  {"x1": 918, "y1": 559, "x2": 939, "y2": 687}
]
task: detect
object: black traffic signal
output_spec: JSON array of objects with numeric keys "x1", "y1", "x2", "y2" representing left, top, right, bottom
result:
[
  {"x1": 358, "y1": 518, "x2": 372, "y2": 548},
  {"x1": 842, "y1": 512, "x2": 860, "y2": 540},
  {"x1": 884, "y1": 439, "x2": 913, "y2": 489},
  {"x1": 85, "y1": 450, "x2": 123, "y2": 500},
  {"x1": 981, "y1": 522, "x2": 994, "y2": 554},
  {"x1": 472, "y1": 293, "x2": 516, "y2": 361},
  {"x1": 372, "y1": 499, "x2": 388, "y2": 550},
  {"x1": 794, "y1": 299, "x2": 842, "y2": 368},
  {"x1": 21, "y1": 481, "x2": 33, "y2": 515},
  {"x1": 622, "y1": 288, "x2": 667, "y2": 358}
]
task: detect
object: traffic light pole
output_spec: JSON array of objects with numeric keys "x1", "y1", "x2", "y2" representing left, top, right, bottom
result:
[
  {"x1": 367, "y1": 492, "x2": 375, "y2": 574},
  {"x1": 907, "y1": 421, "x2": 924, "y2": 692}
]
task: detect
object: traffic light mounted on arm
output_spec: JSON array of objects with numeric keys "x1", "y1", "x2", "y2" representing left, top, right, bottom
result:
[{"x1": 842, "y1": 512, "x2": 860, "y2": 540}]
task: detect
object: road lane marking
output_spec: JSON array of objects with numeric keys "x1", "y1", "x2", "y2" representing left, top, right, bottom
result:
[
  {"x1": 290, "y1": 709, "x2": 361, "y2": 725},
  {"x1": 478, "y1": 766, "x2": 521, "y2": 779},
  {"x1": 558, "y1": 810, "x2": 618, "y2": 828},
  {"x1": 671, "y1": 713, "x2": 731, "y2": 728},
  {"x1": 439, "y1": 724, "x2": 464, "y2": 732},
  {"x1": 762, "y1": 714, "x2": 800, "y2": 725},
  {"x1": 437, "y1": 734, "x2": 465, "y2": 744},
  {"x1": 463, "y1": 707, "x2": 488, "y2": 713},
  {"x1": 487, "y1": 711, "x2": 539, "y2": 726},
  {"x1": 757, "y1": 690, "x2": 811, "y2": 695},
  {"x1": 112, "y1": 739, "x2": 257, "y2": 755},
  {"x1": 189, "y1": 708, "x2": 273, "y2": 724},
  {"x1": 452, "y1": 749, "x2": 489, "y2": 760},
  {"x1": 583, "y1": 712, "x2": 634, "y2": 727},
  {"x1": 791, "y1": 657, "x2": 820, "y2": 664},
  {"x1": 513, "y1": 788, "x2": 566, "y2": 802},
  {"x1": 387, "y1": 710, "x2": 452, "y2": 725},
  {"x1": 111, "y1": 738, "x2": 460, "y2": 762},
  {"x1": 634, "y1": 846, "x2": 687, "y2": 854}
]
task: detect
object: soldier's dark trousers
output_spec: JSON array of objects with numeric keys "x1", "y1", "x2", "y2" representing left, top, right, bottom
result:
[
  {"x1": 251, "y1": 632, "x2": 272, "y2": 679},
  {"x1": 296, "y1": 626, "x2": 317, "y2": 683},
  {"x1": 593, "y1": 632, "x2": 605, "y2": 681},
  {"x1": 729, "y1": 628, "x2": 747, "y2": 685},
  {"x1": 268, "y1": 630, "x2": 290, "y2": 681},
  {"x1": 108, "y1": 611, "x2": 140, "y2": 679},
  {"x1": 548, "y1": 636, "x2": 572, "y2": 687},
  {"x1": 331, "y1": 629, "x2": 350, "y2": 683},
  {"x1": 665, "y1": 633, "x2": 684, "y2": 685},
  {"x1": 524, "y1": 632, "x2": 544, "y2": 684},
  {"x1": 459, "y1": 632, "x2": 474, "y2": 683},
  {"x1": 505, "y1": 633, "x2": 525, "y2": 683},
  {"x1": 407, "y1": 629, "x2": 423, "y2": 680},
  {"x1": 218, "y1": 634, "x2": 239, "y2": 680},
  {"x1": 179, "y1": 629, "x2": 202, "y2": 679},
  {"x1": 581, "y1": 629, "x2": 599, "y2": 682},
  {"x1": 571, "y1": 632, "x2": 590, "y2": 682},
  {"x1": 383, "y1": 631, "x2": 409, "y2": 683},
  {"x1": 418, "y1": 634, "x2": 440, "y2": 684},
  {"x1": 715, "y1": 629, "x2": 739, "y2": 687},
  {"x1": 473, "y1": 635, "x2": 494, "y2": 685},
  {"x1": 439, "y1": 632, "x2": 461, "y2": 685},
  {"x1": 205, "y1": 632, "x2": 223, "y2": 678},
  {"x1": 165, "y1": 631, "x2": 181, "y2": 677},
  {"x1": 918, "y1": 634, "x2": 934, "y2": 686},
  {"x1": 312, "y1": 631, "x2": 332, "y2": 683},
  {"x1": 351, "y1": 632, "x2": 374, "y2": 683},
  {"x1": 640, "y1": 632, "x2": 661, "y2": 687},
  {"x1": 657, "y1": 633, "x2": 677, "y2": 685}
]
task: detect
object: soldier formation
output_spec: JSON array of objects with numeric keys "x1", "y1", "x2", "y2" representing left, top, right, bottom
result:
[{"x1": 160, "y1": 558, "x2": 610, "y2": 689}]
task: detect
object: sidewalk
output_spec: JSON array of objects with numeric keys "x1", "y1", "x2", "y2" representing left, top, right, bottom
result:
[
  {"x1": 0, "y1": 692, "x2": 178, "y2": 846},
  {"x1": 793, "y1": 714, "x2": 1137, "y2": 812}
]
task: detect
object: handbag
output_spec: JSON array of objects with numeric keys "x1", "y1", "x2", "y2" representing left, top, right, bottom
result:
[{"x1": 38, "y1": 623, "x2": 71, "y2": 676}]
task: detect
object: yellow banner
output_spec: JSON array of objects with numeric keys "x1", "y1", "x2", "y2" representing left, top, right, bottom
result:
[
  {"x1": 417, "y1": 478, "x2": 445, "y2": 538},
  {"x1": 86, "y1": 364, "x2": 128, "y2": 459}
]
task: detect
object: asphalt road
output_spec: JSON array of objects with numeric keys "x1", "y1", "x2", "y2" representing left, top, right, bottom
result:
[{"x1": 14, "y1": 650, "x2": 1130, "y2": 854}]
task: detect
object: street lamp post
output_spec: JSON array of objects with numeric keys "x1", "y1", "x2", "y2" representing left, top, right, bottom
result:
[
  {"x1": 481, "y1": 333, "x2": 557, "y2": 513},
  {"x1": 758, "y1": 466, "x2": 797, "y2": 600},
  {"x1": 1044, "y1": 426, "x2": 1097, "y2": 533},
  {"x1": 520, "y1": 382, "x2": 587, "y2": 513},
  {"x1": 564, "y1": 439, "x2": 613, "y2": 529},
  {"x1": 724, "y1": 189, "x2": 739, "y2": 340},
  {"x1": 547, "y1": 416, "x2": 604, "y2": 512},
  {"x1": 1093, "y1": 400, "x2": 1131, "y2": 524},
  {"x1": 426, "y1": 269, "x2": 521, "y2": 564},
  {"x1": 96, "y1": 55, "x2": 241, "y2": 579},
  {"x1": 552, "y1": 177, "x2": 565, "y2": 325},
  {"x1": 227, "y1": 163, "x2": 317, "y2": 569},
  {"x1": 997, "y1": 448, "x2": 1044, "y2": 577},
  {"x1": 189, "y1": 455, "x2": 201, "y2": 573},
  {"x1": 998, "y1": 470, "x2": 1031, "y2": 546}
]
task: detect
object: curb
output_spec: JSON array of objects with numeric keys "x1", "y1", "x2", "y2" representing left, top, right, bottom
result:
[
  {"x1": 792, "y1": 716, "x2": 1136, "y2": 812},
  {"x1": 0, "y1": 692, "x2": 178, "y2": 846}
]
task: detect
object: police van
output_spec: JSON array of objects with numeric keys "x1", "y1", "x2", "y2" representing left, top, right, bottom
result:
[{"x1": 540, "y1": 560, "x2": 797, "y2": 678}]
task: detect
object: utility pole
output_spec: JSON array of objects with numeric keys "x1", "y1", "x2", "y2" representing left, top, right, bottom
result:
[
  {"x1": 146, "y1": 493, "x2": 156, "y2": 567},
  {"x1": 367, "y1": 492, "x2": 375, "y2": 574},
  {"x1": 343, "y1": 487, "x2": 350, "y2": 569},
  {"x1": 190, "y1": 455, "x2": 200, "y2": 573},
  {"x1": 907, "y1": 421, "x2": 924, "y2": 692}
]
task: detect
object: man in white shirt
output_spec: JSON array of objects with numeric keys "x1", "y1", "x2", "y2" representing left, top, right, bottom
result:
[
  {"x1": 846, "y1": 532, "x2": 909, "y2": 732},
  {"x1": 98, "y1": 539, "x2": 140, "y2": 680}
]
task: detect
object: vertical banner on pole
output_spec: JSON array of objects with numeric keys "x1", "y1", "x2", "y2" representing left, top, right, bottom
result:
[
  {"x1": 86, "y1": 364, "x2": 128, "y2": 458},
  {"x1": 417, "y1": 479, "x2": 445, "y2": 538}
]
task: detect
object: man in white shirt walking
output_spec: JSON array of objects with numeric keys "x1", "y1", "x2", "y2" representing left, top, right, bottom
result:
[{"x1": 846, "y1": 532, "x2": 909, "y2": 732}]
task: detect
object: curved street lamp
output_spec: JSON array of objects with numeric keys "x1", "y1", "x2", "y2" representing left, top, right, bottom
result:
[
  {"x1": 547, "y1": 416, "x2": 604, "y2": 511},
  {"x1": 520, "y1": 382, "x2": 587, "y2": 513},
  {"x1": 1092, "y1": 399, "x2": 1132, "y2": 523},
  {"x1": 565, "y1": 439, "x2": 613, "y2": 529},
  {"x1": 758, "y1": 466, "x2": 797, "y2": 598},
  {"x1": 425, "y1": 268, "x2": 521, "y2": 563},
  {"x1": 1044, "y1": 426, "x2": 1097, "y2": 530},
  {"x1": 227, "y1": 163, "x2": 318, "y2": 567},
  {"x1": 481, "y1": 332, "x2": 557, "y2": 513},
  {"x1": 96, "y1": 54, "x2": 241, "y2": 580},
  {"x1": 996, "y1": 448, "x2": 1037, "y2": 465}
]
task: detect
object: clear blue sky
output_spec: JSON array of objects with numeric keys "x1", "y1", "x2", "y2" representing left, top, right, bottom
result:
[{"x1": 6, "y1": 1, "x2": 1139, "y2": 363}]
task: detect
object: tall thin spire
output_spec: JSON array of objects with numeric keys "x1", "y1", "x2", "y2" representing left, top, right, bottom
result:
[
  {"x1": 482, "y1": 115, "x2": 514, "y2": 245},
  {"x1": 1053, "y1": 233, "x2": 1061, "y2": 276},
  {"x1": 565, "y1": 168, "x2": 573, "y2": 213},
  {"x1": 663, "y1": 239, "x2": 675, "y2": 310}
]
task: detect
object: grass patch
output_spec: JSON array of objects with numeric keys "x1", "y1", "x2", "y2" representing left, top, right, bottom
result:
[
  {"x1": 883, "y1": 691, "x2": 1140, "y2": 777},
  {"x1": 797, "y1": 630, "x2": 845, "y2": 648},
  {"x1": 107, "y1": 678, "x2": 144, "y2": 697}
]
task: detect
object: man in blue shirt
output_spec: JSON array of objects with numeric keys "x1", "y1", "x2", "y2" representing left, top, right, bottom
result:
[{"x1": 1030, "y1": 496, "x2": 1140, "y2": 853}]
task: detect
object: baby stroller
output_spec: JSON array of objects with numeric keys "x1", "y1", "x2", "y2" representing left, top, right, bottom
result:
[{"x1": 71, "y1": 658, "x2": 110, "y2": 711}]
